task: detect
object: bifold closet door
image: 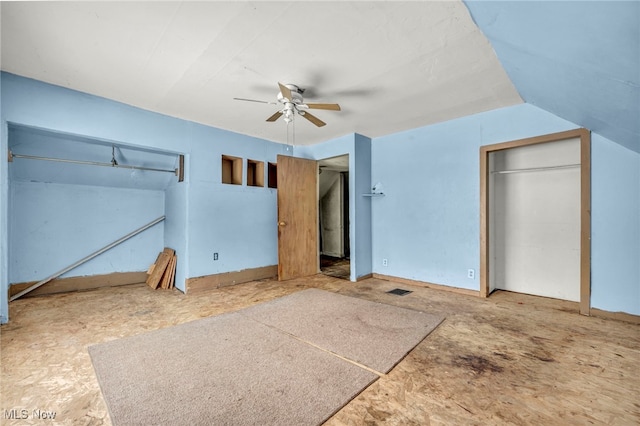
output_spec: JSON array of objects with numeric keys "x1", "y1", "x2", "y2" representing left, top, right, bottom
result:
[{"x1": 490, "y1": 138, "x2": 581, "y2": 301}]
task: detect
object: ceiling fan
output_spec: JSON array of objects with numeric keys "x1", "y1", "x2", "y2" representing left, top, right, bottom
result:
[{"x1": 234, "y1": 83, "x2": 341, "y2": 127}]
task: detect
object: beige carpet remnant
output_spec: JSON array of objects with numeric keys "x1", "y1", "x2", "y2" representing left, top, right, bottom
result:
[
  {"x1": 89, "y1": 289, "x2": 443, "y2": 425},
  {"x1": 240, "y1": 288, "x2": 445, "y2": 373}
]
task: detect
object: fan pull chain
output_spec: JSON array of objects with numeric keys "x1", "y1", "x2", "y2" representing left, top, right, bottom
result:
[
  {"x1": 286, "y1": 119, "x2": 290, "y2": 145},
  {"x1": 286, "y1": 116, "x2": 296, "y2": 146}
]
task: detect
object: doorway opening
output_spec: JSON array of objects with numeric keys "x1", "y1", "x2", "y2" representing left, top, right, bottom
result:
[{"x1": 318, "y1": 155, "x2": 350, "y2": 280}]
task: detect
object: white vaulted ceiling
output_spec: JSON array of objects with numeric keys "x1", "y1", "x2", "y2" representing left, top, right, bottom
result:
[{"x1": 0, "y1": 1, "x2": 522, "y2": 146}]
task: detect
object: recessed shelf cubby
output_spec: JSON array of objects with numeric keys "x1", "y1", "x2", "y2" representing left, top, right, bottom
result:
[
  {"x1": 221, "y1": 155, "x2": 242, "y2": 185},
  {"x1": 247, "y1": 159, "x2": 265, "y2": 187},
  {"x1": 268, "y1": 162, "x2": 277, "y2": 189}
]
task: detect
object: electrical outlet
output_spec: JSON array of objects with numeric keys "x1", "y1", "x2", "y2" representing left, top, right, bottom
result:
[
  {"x1": 467, "y1": 269, "x2": 475, "y2": 279},
  {"x1": 213, "y1": 253, "x2": 219, "y2": 261},
  {"x1": 382, "y1": 258, "x2": 388, "y2": 267}
]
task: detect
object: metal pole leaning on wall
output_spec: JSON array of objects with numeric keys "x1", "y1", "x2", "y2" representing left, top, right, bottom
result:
[{"x1": 9, "y1": 216, "x2": 166, "y2": 302}]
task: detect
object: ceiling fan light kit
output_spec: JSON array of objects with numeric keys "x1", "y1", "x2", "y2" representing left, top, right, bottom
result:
[{"x1": 234, "y1": 82, "x2": 341, "y2": 128}]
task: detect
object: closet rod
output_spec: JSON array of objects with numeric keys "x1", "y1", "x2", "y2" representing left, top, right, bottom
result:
[
  {"x1": 10, "y1": 153, "x2": 178, "y2": 175},
  {"x1": 492, "y1": 164, "x2": 580, "y2": 174}
]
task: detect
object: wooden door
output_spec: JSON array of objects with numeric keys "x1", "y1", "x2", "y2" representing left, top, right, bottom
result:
[{"x1": 277, "y1": 155, "x2": 318, "y2": 280}]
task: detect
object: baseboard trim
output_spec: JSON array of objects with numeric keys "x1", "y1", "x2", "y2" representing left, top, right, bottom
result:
[
  {"x1": 372, "y1": 273, "x2": 480, "y2": 297},
  {"x1": 9, "y1": 271, "x2": 147, "y2": 299},
  {"x1": 370, "y1": 274, "x2": 639, "y2": 323},
  {"x1": 186, "y1": 265, "x2": 278, "y2": 294},
  {"x1": 590, "y1": 308, "x2": 640, "y2": 324},
  {"x1": 356, "y1": 273, "x2": 373, "y2": 281}
]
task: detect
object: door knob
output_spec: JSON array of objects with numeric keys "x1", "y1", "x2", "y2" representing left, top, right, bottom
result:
[{"x1": 278, "y1": 221, "x2": 286, "y2": 226}]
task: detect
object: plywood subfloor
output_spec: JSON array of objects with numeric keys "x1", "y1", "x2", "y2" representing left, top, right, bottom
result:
[
  {"x1": 1, "y1": 275, "x2": 639, "y2": 425},
  {"x1": 321, "y1": 255, "x2": 350, "y2": 280}
]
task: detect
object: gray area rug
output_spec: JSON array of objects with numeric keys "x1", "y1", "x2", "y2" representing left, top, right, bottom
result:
[
  {"x1": 240, "y1": 288, "x2": 444, "y2": 373},
  {"x1": 89, "y1": 289, "x2": 443, "y2": 425}
]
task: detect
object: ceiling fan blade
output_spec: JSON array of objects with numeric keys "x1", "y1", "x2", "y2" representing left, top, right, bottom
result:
[
  {"x1": 266, "y1": 111, "x2": 283, "y2": 122},
  {"x1": 305, "y1": 103, "x2": 341, "y2": 111},
  {"x1": 278, "y1": 82, "x2": 293, "y2": 101},
  {"x1": 233, "y1": 97, "x2": 275, "y2": 104},
  {"x1": 300, "y1": 111, "x2": 326, "y2": 127}
]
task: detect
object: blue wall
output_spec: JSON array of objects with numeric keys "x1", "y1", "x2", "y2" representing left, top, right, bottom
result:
[
  {"x1": 354, "y1": 134, "x2": 373, "y2": 277},
  {"x1": 591, "y1": 135, "x2": 640, "y2": 314},
  {"x1": 185, "y1": 124, "x2": 290, "y2": 279},
  {"x1": 9, "y1": 182, "x2": 165, "y2": 282},
  {"x1": 164, "y1": 177, "x2": 189, "y2": 292},
  {"x1": 0, "y1": 72, "x2": 288, "y2": 322},
  {"x1": 372, "y1": 103, "x2": 640, "y2": 314},
  {"x1": 1, "y1": 76, "x2": 8, "y2": 323},
  {"x1": 2, "y1": 72, "x2": 638, "y2": 322},
  {"x1": 465, "y1": 0, "x2": 640, "y2": 154}
]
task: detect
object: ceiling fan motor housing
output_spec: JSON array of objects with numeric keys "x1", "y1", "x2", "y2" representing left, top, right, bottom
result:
[
  {"x1": 278, "y1": 88, "x2": 304, "y2": 105},
  {"x1": 234, "y1": 82, "x2": 338, "y2": 127}
]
